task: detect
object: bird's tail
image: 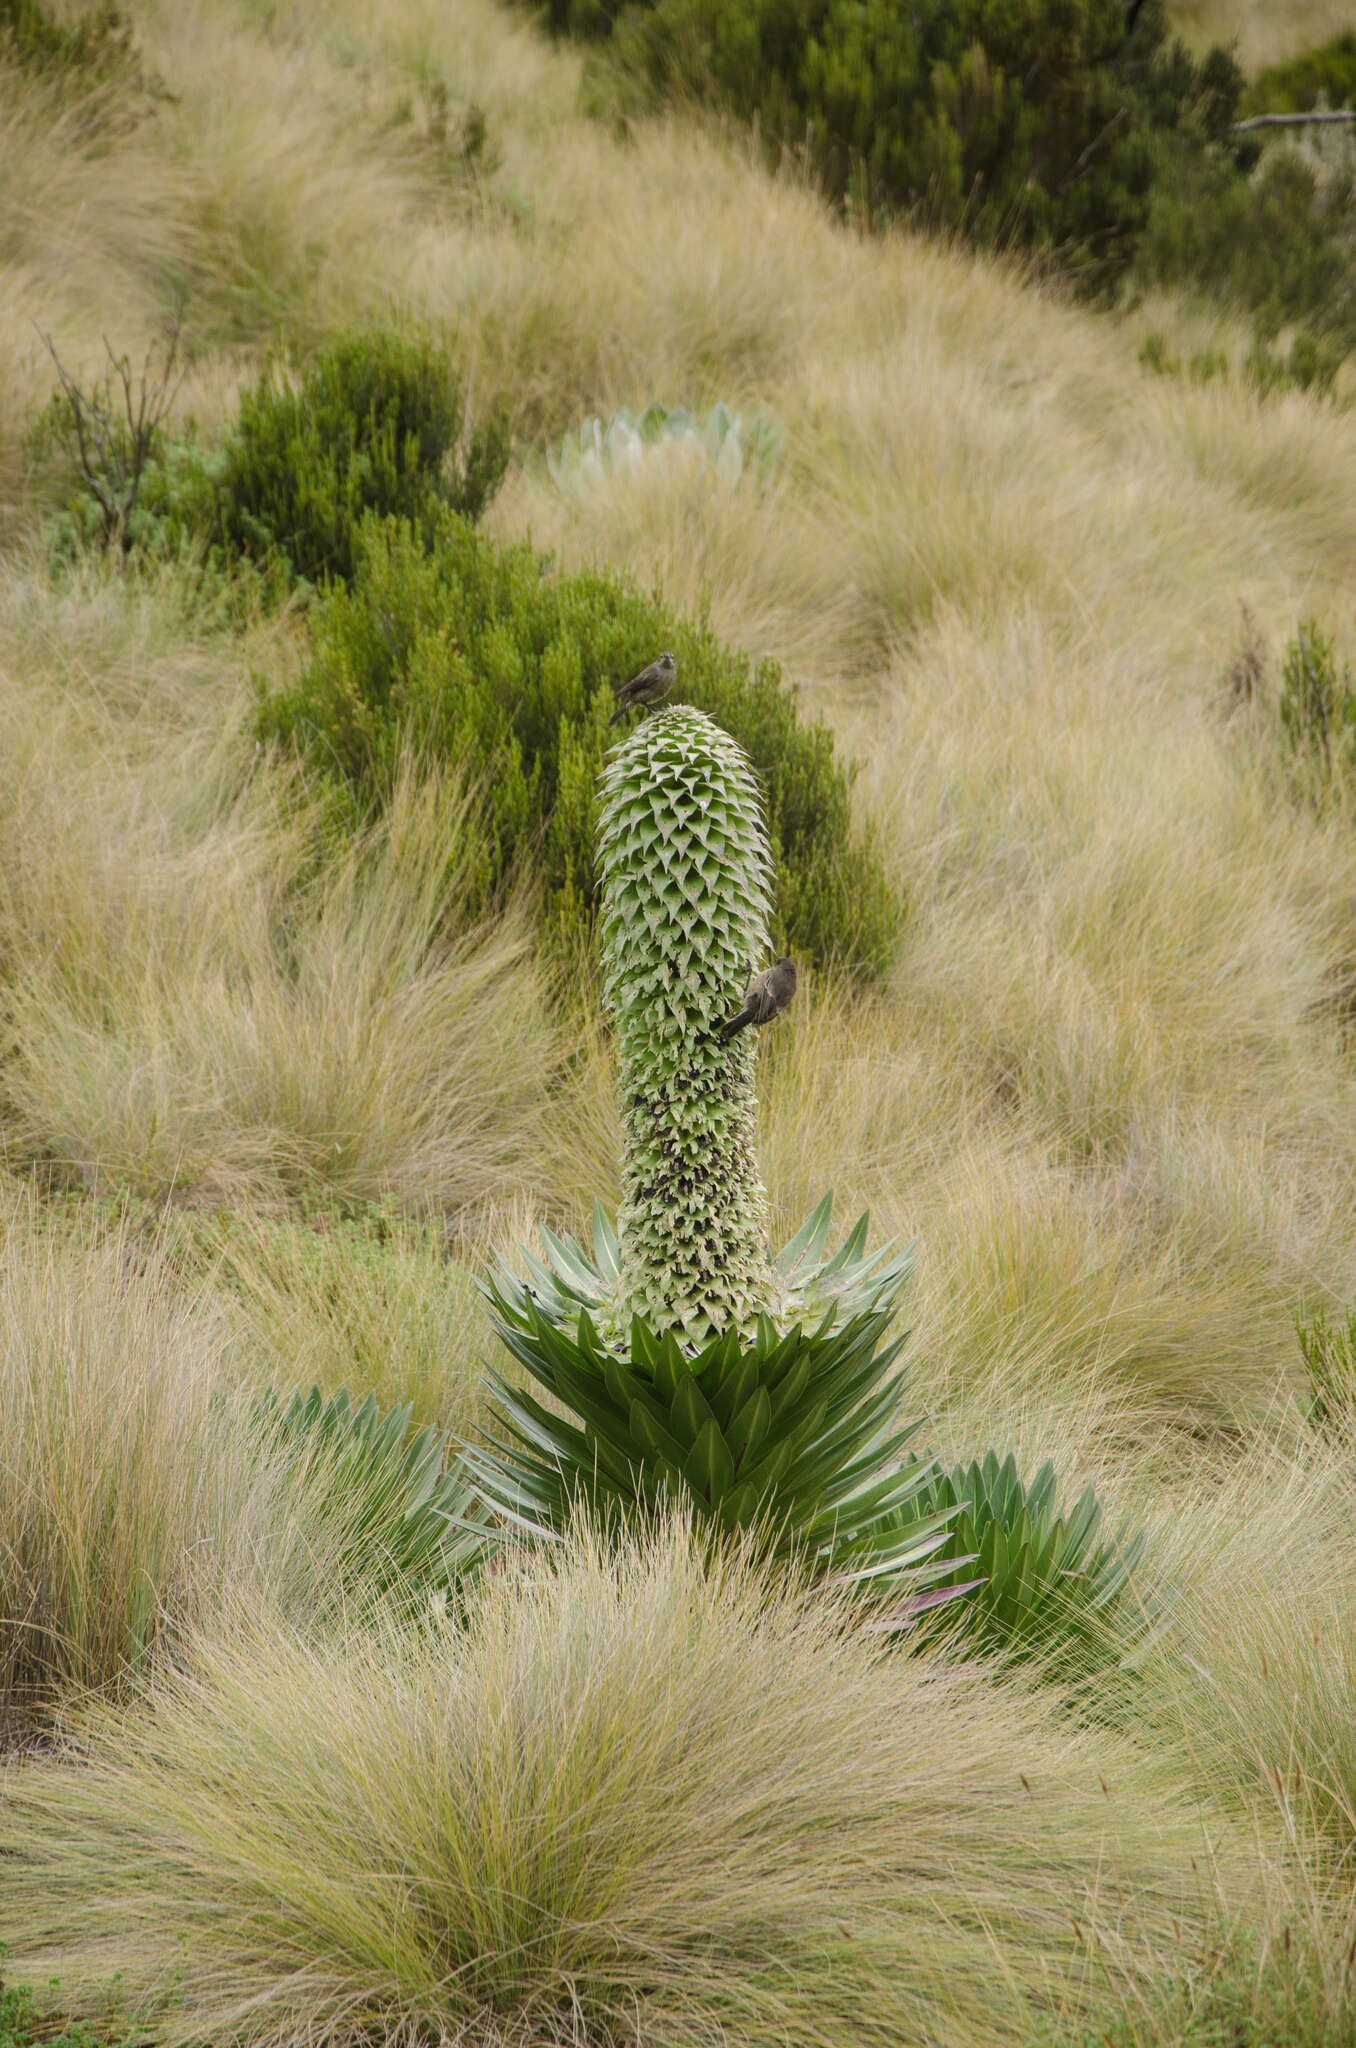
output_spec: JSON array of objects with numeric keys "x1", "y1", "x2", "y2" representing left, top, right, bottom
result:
[
  {"x1": 720, "y1": 1007, "x2": 754, "y2": 1042},
  {"x1": 608, "y1": 705, "x2": 627, "y2": 728}
]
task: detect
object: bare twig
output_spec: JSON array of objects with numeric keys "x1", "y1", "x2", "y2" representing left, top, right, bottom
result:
[
  {"x1": 1232, "y1": 110, "x2": 1356, "y2": 134},
  {"x1": 38, "y1": 310, "x2": 185, "y2": 556},
  {"x1": 1056, "y1": 105, "x2": 1130, "y2": 193}
]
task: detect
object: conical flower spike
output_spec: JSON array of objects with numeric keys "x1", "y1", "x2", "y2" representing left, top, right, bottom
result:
[{"x1": 597, "y1": 705, "x2": 779, "y2": 1345}]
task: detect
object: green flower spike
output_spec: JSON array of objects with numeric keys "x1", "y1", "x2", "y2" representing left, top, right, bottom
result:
[
  {"x1": 463, "y1": 703, "x2": 961, "y2": 1594},
  {"x1": 598, "y1": 704, "x2": 778, "y2": 1344}
]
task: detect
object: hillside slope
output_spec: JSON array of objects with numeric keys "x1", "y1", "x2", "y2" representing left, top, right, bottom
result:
[
  {"x1": 5, "y1": 0, "x2": 1354, "y2": 1436},
  {"x1": 6, "y1": 4, "x2": 1356, "y2": 2042}
]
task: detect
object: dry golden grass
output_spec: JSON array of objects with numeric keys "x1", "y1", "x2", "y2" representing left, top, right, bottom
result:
[
  {"x1": 1170, "y1": 0, "x2": 1352, "y2": 70},
  {"x1": 1, "y1": 0, "x2": 1355, "y2": 2038},
  {"x1": 0, "y1": 1187, "x2": 307, "y2": 1744},
  {"x1": 0, "y1": 562, "x2": 577, "y2": 1210},
  {"x1": 0, "y1": 1517, "x2": 1260, "y2": 2048}
]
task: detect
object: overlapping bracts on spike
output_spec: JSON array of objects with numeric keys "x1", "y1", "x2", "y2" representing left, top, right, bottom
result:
[{"x1": 597, "y1": 706, "x2": 778, "y2": 1344}]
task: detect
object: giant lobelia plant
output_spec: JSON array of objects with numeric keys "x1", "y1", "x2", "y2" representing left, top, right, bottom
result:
[{"x1": 466, "y1": 705, "x2": 954, "y2": 1589}]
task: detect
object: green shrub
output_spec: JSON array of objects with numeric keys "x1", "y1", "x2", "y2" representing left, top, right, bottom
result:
[
  {"x1": 1278, "y1": 618, "x2": 1356, "y2": 782},
  {"x1": 1245, "y1": 33, "x2": 1356, "y2": 119},
  {"x1": 213, "y1": 329, "x2": 509, "y2": 592},
  {"x1": 255, "y1": 508, "x2": 902, "y2": 977},
  {"x1": 33, "y1": 327, "x2": 506, "y2": 607},
  {"x1": 879, "y1": 1449, "x2": 1146, "y2": 1670},
  {"x1": 557, "y1": 0, "x2": 1244, "y2": 297},
  {"x1": 1141, "y1": 141, "x2": 1356, "y2": 353}
]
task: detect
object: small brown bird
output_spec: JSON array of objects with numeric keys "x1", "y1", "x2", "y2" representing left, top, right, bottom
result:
[
  {"x1": 720, "y1": 957, "x2": 797, "y2": 1041},
  {"x1": 609, "y1": 650, "x2": 676, "y2": 726}
]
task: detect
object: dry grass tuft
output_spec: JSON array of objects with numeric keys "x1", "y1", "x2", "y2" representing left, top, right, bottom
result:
[
  {"x1": 0, "y1": 1189, "x2": 268, "y2": 1742},
  {"x1": 0, "y1": 1515, "x2": 1248, "y2": 2048}
]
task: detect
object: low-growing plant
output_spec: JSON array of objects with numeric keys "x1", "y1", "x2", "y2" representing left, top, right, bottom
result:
[
  {"x1": 0, "y1": 1962, "x2": 142, "y2": 2048},
  {"x1": 1278, "y1": 617, "x2": 1356, "y2": 783},
  {"x1": 252, "y1": 1382, "x2": 489, "y2": 1615},
  {"x1": 1297, "y1": 1300, "x2": 1356, "y2": 1437},
  {"x1": 877, "y1": 1449, "x2": 1147, "y2": 1670},
  {"x1": 547, "y1": 400, "x2": 785, "y2": 502},
  {"x1": 213, "y1": 328, "x2": 509, "y2": 591},
  {"x1": 256, "y1": 508, "x2": 901, "y2": 976}
]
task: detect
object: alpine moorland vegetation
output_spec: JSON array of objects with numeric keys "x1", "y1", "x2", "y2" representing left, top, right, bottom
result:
[{"x1": 3, "y1": 0, "x2": 1356, "y2": 2043}]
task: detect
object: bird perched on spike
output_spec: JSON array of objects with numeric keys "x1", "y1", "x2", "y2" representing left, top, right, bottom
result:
[
  {"x1": 609, "y1": 650, "x2": 676, "y2": 726},
  {"x1": 721, "y1": 956, "x2": 797, "y2": 1041}
]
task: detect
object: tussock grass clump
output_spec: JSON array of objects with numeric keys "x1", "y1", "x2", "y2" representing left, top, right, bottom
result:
[
  {"x1": 0, "y1": 751, "x2": 565, "y2": 1212},
  {"x1": 0, "y1": 1517, "x2": 1237, "y2": 2048},
  {"x1": 197, "y1": 1208, "x2": 491, "y2": 1433},
  {"x1": 0, "y1": 1189, "x2": 496, "y2": 1746},
  {"x1": 0, "y1": 1193, "x2": 265, "y2": 1744}
]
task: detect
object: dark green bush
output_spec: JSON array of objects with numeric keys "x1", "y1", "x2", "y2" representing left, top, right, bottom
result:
[
  {"x1": 556, "y1": 0, "x2": 1245, "y2": 295},
  {"x1": 213, "y1": 329, "x2": 509, "y2": 592},
  {"x1": 256, "y1": 509, "x2": 902, "y2": 977},
  {"x1": 1141, "y1": 140, "x2": 1356, "y2": 351},
  {"x1": 33, "y1": 328, "x2": 507, "y2": 607},
  {"x1": 542, "y1": 0, "x2": 1356, "y2": 355}
]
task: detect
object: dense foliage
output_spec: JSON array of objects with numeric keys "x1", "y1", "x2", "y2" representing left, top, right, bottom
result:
[
  {"x1": 37, "y1": 327, "x2": 509, "y2": 596},
  {"x1": 213, "y1": 330, "x2": 509, "y2": 592},
  {"x1": 1140, "y1": 129, "x2": 1356, "y2": 348},
  {"x1": 256, "y1": 509, "x2": 901, "y2": 975},
  {"x1": 536, "y1": 0, "x2": 1356, "y2": 355},
  {"x1": 548, "y1": 0, "x2": 1243, "y2": 295}
]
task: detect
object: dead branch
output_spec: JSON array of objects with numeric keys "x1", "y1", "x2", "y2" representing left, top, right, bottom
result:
[
  {"x1": 1232, "y1": 110, "x2": 1356, "y2": 134},
  {"x1": 38, "y1": 310, "x2": 185, "y2": 556}
]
